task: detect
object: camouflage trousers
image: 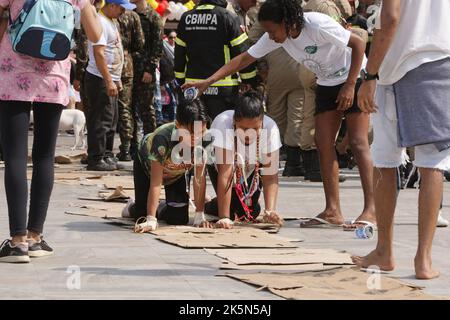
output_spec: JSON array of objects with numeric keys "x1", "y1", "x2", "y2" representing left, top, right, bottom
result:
[
  {"x1": 132, "y1": 78, "x2": 157, "y2": 142},
  {"x1": 118, "y1": 77, "x2": 134, "y2": 150}
]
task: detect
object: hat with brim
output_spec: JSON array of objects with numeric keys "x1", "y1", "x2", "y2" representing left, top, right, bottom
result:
[{"x1": 105, "y1": 0, "x2": 136, "y2": 10}]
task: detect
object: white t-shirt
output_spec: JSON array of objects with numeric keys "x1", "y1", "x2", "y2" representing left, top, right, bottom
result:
[
  {"x1": 87, "y1": 14, "x2": 124, "y2": 82},
  {"x1": 375, "y1": 0, "x2": 450, "y2": 85},
  {"x1": 248, "y1": 12, "x2": 367, "y2": 87},
  {"x1": 211, "y1": 110, "x2": 282, "y2": 176}
]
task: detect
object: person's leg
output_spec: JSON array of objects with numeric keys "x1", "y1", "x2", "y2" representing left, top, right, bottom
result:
[
  {"x1": 27, "y1": 103, "x2": 64, "y2": 239},
  {"x1": 352, "y1": 168, "x2": 397, "y2": 271},
  {"x1": 138, "y1": 81, "x2": 157, "y2": 135},
  {"x1": 131, "y1": 155, "x2": 150, "y2": 219},
  {"x1": 301, "y1": 110, "x2": 344, "y2": 226},
  {"x1": 117, "y1": 77, "x2": 134, "y2": 161},
  {"x1": 84, "y1": 73, "x2": 113, "y2": 165},
  {"x1": 105, "y1": 95, "x2": 119, "y2": 158},
  {"x1": 415, "y1": 167, "x2": 442, "y2": 279},
  {"x1": 0, "y1": 101, "x2": 31, "y2": 243},
  {"x1": 352, "y1": 85, "x2": 404, "y2": 271},
  {"x1": 345, "y1": 111, "x2": 376, "y2": 225},
  {"x1": 299, "y1": 66, "x2": 319, "y2": 180},
  {"x1": 163, "y1": 175, "x2": 190, "y2": 225}
]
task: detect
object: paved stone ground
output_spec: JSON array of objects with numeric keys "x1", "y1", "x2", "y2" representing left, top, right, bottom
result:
[{"x1": 0, "y1": 134, "x2": 449, "y2": 299}]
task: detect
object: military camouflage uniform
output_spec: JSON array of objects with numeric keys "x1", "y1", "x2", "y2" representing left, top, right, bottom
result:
[
  {"x1": 117, "y1": 10, "x2": 145, "y2": 156},
  {"x1": 132, "y1": 5, "x2": 163, "y2": 148}
]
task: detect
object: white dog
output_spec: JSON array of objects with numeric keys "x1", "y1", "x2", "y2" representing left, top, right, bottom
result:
[{"x1": 30, "y1": 109, "x2": 86, "y2": 151}]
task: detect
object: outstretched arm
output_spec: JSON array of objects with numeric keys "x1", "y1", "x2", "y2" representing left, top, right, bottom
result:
[{"x1": 182, "y1": 52, "x2": 256, "y2": 95}]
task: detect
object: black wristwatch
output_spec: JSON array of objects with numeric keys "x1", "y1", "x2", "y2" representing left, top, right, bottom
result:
[{"x1": 360, "y1": 69, "x2": 379, "y2": 81}]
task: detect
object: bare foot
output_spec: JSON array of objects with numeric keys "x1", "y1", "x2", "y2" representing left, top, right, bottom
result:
[
  {"x1": 351, "y1": 249, "x2": 395, "y2": 271},
  {"x1": 415, "y1": 256, "x2": 440, "y2": 280},
  {"x1": 300, "y1": 209, "x2": 344, "y2": 228}
]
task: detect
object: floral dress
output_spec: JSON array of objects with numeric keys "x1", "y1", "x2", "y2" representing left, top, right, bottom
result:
[{"x1": 0, "y1": 0, "x2": 86, "y2": 105}]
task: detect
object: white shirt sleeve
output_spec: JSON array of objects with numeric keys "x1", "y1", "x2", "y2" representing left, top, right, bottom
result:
[
  {"x1": 247, "y1": 33, "x2": 282, "y2": 59},
  {"x1": 211, "y1": 113, "x2": 234, "y2": 151},
  {"x1": 312, "y1": 13, "x2": 351, "y2": 48}
]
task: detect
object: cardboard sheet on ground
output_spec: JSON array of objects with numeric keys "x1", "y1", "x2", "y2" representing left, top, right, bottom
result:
[
  {"x1": 205, "y1": 248, "x2": 353, "y2": 265},
  {"x1": 220, "y1": 262, "x2": 327, "y2": 272},
  {"x1": 150, "y1": 227, "x2": 298, "y2": 249},
  {"x1": 101, "y1": 175, "x2": 134, "y2": 190},
  {"x1": 234, "y1": 222, "x2": 281, "y2": 233},
  {"x1": 65, "y1": 201, "x2": 123, "y2": 218},
  {"x1": 226, "y1": 268, "x2": 443, "y2": 300},
  {"x1": 54, "y1": 152, "x2": 87, "y2": 165}
]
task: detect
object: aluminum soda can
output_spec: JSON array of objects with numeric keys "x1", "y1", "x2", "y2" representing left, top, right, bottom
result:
[
  {"x1": 184, "y1": 87, "x2": 199, "y2": 101},
  {"x1": 355, "y1": 225, "x2": 374, "y2": 239}
]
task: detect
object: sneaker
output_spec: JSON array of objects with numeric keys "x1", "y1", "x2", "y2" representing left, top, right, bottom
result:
[
  {"x1": 437, "y1": 211, "x2": 449, "y2": 228},
  {"x1": 104, "y1": 157, "x2": 125, "y2": 170},
  {"x1": 121, "y1": 198, "x2": 135, "y2": 218},
  {"x1": 28, "y1": 238, "x2": 54, "y2": 258},
  {"x1": 0, "y1": 239, "x2": 30, "y2": 263},
  {"x1": 86, "y1": 159, "x2": 116, "y2": 171},
  {"x1": 117, "y1": 151, "x2": 132, "y2": 162}
]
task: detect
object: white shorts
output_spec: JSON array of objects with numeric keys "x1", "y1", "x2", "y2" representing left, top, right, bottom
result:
[{"x1": 371, "y1": 85, "x2": 450, "y2": 171}]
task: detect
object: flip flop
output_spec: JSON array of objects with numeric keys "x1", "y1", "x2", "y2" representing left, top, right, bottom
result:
[
  {"x1": 343, "y1": 220, "x2": 378, "y2": 232},
  {"x1": 299, "y1": 217, "x2": 344, "y2": 229}
]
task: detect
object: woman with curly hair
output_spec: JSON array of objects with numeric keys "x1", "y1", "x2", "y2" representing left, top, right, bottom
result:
[{"x1": 183, "y1": 0, "x2": 375, "y2": 230}]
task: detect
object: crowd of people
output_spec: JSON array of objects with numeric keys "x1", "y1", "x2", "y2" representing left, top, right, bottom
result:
[{"x1": 0, "y1": 0, "x2": 449, "y2": 280}]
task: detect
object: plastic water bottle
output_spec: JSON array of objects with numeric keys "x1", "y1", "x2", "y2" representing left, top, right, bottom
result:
[
  {"x1": 184, "y1": 87, "x2": 199, "y2": 101},
  {"x1": 355, "y1": 225, "x2": 374, "y2": 239}
]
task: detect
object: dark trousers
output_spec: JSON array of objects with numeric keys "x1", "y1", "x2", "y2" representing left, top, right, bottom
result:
[
  {"x1": 84, "y1": 72, "x2": 119, "y2": 162},
  {"x1": 200, "y1": 94, "x2": 236, "y2": 121},
  {"x1": 0, "y1": 101, "x2": 63, "y2": 236},
  {"x1": 132, "y1": 156, "x2": 190, "y2": 225},
  {"x1": 205, "y1": 165, "x2": 261, "y2": 220}
]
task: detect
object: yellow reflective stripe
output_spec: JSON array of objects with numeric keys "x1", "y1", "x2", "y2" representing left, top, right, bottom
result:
[
  {"x1": 196, "y1": 4, "x2": 214, "y2": 10},
  {"x1": 224, "y1": 45, "x2": 231, "y2": 64},
  {"x1": 240, "y1": 70, "x2": 257, "y2": 80},
  {"x1": 230, "y1": 33, "x2": 248, "y2": 47},
  {"x1": 175, "y1": 37, "x2": 186, "y2": 47},
  {"x1": 175, "y1": 72, "x2": 186, "y2": 79},
  {"x1": 186, "y1": 78, "x2": 239, "y2": 86}
]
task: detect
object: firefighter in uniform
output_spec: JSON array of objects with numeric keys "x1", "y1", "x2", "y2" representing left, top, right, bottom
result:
[{"x1": 174, "y1": 0, "x2": 257, "y2": 121}]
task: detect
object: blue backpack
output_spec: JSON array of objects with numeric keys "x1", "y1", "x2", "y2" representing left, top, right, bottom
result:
[{"x1": 8, "y1": 0, "x2": 75, "y2": 61}]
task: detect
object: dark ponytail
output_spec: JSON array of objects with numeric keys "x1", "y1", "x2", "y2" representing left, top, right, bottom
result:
[
  {"x1": 176, "y1": 98, "x2": 210, "y2": 130},
  {"x1": 234, "y1": 90, "x2": 264, "y2": 121},
  {"x1": 258, "y1": 0, "x2": 304, "y2": 35}
]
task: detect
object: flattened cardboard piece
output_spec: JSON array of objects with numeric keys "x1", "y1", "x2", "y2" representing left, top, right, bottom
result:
[
  {"x1": 68, "y1": 202, "x2": 125, "y2": 211},
  {"x1": 234, "y1": 222, "x2": 281, "y2": 233},
  {"x1": 28, "y1": 171, "x2": 102, "y2": 181},
  {"x1": 204, "y1": 248, "x2": 353, "y2": 265},
  {"x1": 64, "y1": 209, "x2": 122, "y2": 219},
  {"x1": 152, "y1": 227, "x2": 298, "y2": 249},
  {"x1": 55, "y1": 155, "x2": 72, "y2": 165},
  {"x1": 226, "y1": 269, "x2": 444, "y2": 300},
  {"x1": 55, "y1": 172, "x2": 102, "y2": 180},
  {"x1": 101, "y1": 175, "x2": 134, "y2": 190},
  {"x1": 220, "y1": 262, "x2": 326, "y2": 272},
  {"x1": 100, "y1": 186, "x2": 133, "y2": 201},
  {"x1": 65, "y1": 201, "x2": 123, "y2": 219}
]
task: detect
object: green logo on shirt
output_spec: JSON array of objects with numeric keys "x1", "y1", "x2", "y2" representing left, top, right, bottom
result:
[{"x1": 305, "y1": 45, "x2": 318, "y2": 54}]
